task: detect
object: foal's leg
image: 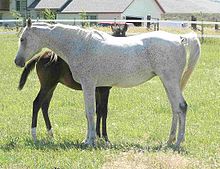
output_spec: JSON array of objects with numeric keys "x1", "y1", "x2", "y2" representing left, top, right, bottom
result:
[
  {"x1": 81, "y1": 80, "x2": 96, "y2": 145},
  {"x1": 32, "y1": 88, "x2": 49, "y2": 142},
  {"x1": 41, "y1": 86, "x2": 56, "y2": 138},
  {"x1": 98, "y1": 87, "x2": 110, "y2": 142},
  {"x1": 160, "y1": 76, "x2": 187, "y2": 147},
  {"x1": 95, "y1": 90, "x2": 102, "y2": 138}
]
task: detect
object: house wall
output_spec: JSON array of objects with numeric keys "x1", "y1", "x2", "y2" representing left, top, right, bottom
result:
[
  {"x1": 0, "y1": 11, "x2": 13, "y2": 19},
  {"x1": 10, "y1": 0, "x2": 27, "y2": 17},
  {"x1": 123, "y1": 0, "x2": 162, "y2": 19},
  {"x1": 58, "y1": 13, "x2": 121, "y2": 20},
  {"x1": 57, "y1": 13, "x2": 122, "y2": 25}
]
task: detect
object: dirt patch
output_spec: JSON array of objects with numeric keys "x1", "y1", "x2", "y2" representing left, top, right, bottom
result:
[{"x1": 102, "y1": 151, "x2": 206, "y2": 169}]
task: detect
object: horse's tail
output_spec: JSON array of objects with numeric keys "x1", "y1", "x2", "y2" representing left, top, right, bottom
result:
[
  {"x1": 180, "y1": 32, "x2": 201, "y2": 91},
  {"x1": 18, "y1": 56, "x2": 39, "y2": 90}
]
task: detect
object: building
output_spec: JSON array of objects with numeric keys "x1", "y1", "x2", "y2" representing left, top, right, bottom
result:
[
  {"x1": 29, "y1": 0, "x2": 164, "y2": 26},
  {"x1": 157, "y1": 0, "x2": 220, "y2": 21},
  {"x1": 0, "y1": 0, "x2": 11, "y2": 20},
  {"x1": 1, "y1": 0, "x2": 220, "y2": 26}
]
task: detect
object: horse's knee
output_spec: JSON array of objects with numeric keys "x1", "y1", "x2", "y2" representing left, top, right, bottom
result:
[{"x1": 179, "y1": 100, "x2": 187, "y2": 114}]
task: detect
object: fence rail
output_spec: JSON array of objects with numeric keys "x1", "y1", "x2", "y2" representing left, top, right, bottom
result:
[
  {"x1": 1, "y1": 19, "x2": 220, "y2": 25},
  {"x1": 1, "y1": 19, "x2": 220, "y2": 41}
]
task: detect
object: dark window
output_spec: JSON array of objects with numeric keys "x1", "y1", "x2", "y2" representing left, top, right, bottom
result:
[
  {"x1": 16, "y1": 1, "x2": 21, "y2": 11},
  {"x1": 0, "y1": 0, "x2": 10, "y2": 10},
  {"x1": 89, "y1": 15, "x2": 97, "y2": 26}
]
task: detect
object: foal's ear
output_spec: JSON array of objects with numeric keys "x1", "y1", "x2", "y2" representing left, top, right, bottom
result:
[{"x1": 27, "y1": 18, "x2": 32, "y2": 28}]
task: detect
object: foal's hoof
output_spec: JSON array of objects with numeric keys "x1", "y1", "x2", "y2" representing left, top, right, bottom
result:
[
  {"x1": 47, "y1": 128, "x2": 54, "y2": 138},
  {"x1": 31, "y1": 127, "x2": 37, "y2": 143},
  {"x1": 103, "y1": 136, "x2": 111, "y2": 146}
]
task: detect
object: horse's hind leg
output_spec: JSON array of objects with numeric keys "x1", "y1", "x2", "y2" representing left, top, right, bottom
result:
[
  {"x1": 32, "y1": 88, "x2": 49, "y2": 142},
  {"x1": 41, "y1": 86, "x2": 56, "y2": 138},
  {"x1": 160, "y1": 76, "x2": 187, "y2": 147},
  {"x1": 168, "y1": 111, "x2": 178, "y2": 144}
]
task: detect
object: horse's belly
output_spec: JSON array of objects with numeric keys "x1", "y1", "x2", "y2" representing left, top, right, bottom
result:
[{"x1": 113, "y1": 71, "x2": 155, "y2": 88}]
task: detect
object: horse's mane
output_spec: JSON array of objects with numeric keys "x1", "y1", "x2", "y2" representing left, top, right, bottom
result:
[
  {"x1": 53, "y1": 23, "x2": 109, "y2": 41},
  {"x1": 30, "y1": 22, "x2": 109, "y2": 42}
]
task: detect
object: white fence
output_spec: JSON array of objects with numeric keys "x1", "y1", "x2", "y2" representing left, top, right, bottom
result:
[{"x1": 1, "y1": 19, "x2": 220, "y2": 39}]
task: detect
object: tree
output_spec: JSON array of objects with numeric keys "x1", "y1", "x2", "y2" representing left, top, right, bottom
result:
[
  {"x1": 43, "y1": 9, "x2": 56, "y2": 20},
  {"x1": 80, "y1": 10, "x2": 89, "y2": 27}
]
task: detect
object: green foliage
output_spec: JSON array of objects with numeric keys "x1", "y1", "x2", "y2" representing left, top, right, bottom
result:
[
  {"x1": 0, "y1": 33, "x2": 220, "y2": 168},
  {"x1": 80, "y1": 10, "x2": 89, "y2": 27},
  {"x1": 43, "y1": 9, "x2": 56, "y2": 20},
  {"x1": 11, "y1": 10, "x2": 22, "y2": 19}
]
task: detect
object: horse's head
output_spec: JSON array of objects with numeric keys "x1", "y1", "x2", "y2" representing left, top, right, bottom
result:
[{"x1": 14, "y1": 18, "x2": 43, "y2": 67}]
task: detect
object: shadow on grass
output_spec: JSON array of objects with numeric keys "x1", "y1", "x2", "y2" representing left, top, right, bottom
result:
[{"x1": 0, "y1": 136, "x2": 188, "y2": 155}]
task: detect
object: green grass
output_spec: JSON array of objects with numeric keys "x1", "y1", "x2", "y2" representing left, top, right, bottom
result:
[{"x1": 0, "y1": 33, "x2": 220, "y2": 169}]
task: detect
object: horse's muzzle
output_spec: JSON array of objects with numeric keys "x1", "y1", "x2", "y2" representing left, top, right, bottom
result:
[{"x1": 14, "y1": 57, "x2": 25, "y2": 68}]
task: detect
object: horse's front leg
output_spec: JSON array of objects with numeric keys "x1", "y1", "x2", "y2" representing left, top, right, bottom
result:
[{"x1": 81, "y1": 80, "x2": 96, "y2": 146}]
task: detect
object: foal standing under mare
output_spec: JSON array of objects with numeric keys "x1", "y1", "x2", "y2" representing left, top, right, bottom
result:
[
  {"x1": 15, "y1": 19, "x2": 201, "y2": 147},
  {"x1": 18, "y1": 24, "x2": 128, "y2": 142}
]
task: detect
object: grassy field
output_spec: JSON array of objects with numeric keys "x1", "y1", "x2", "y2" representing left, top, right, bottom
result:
[{"x1": 0, "y1": 32, "x2": 220, "y2": 169}]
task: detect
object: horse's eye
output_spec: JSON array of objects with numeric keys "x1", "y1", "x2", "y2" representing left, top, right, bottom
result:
[{"x1": 20, "y1": 38, "x2": 24, "y2": 42}]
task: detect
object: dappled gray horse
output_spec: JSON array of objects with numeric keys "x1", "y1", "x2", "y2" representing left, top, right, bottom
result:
[{"x1": 14, "y1": 19, "x2": 200, "y2": 147}]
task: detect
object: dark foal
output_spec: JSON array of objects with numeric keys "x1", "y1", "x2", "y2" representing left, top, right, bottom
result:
[
  {"x1": 19, "y1": 52, "x2": 111, "y2": 142},
  {"x1": 18, "y1": 27, "x2": 128, "y2": 143},
  {"x1": 111, "y1": 23, "x2": 128, "y2": 37}
]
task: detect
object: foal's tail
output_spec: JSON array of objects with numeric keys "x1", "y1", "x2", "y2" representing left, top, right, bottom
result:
[
  {"x1": 18, "y1": 57, "x2": 39, "y2": 90},
  {"x1": 180, "y1": 33, "x2": 201, "y2": 91}
]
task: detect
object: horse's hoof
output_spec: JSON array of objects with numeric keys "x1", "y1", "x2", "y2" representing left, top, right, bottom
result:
[
  {"x1": 167, "y1": 136, "x2": 176, "y2": 145},
  {"x1": 47, "y1": 128, "x2": 54, "y2": 138},
  {"x1": 83, "y1": 138, "x2": 96, "y2": 146},
  {"x1": 31, "y1": 127, "x2": 37, "y2": 143}
]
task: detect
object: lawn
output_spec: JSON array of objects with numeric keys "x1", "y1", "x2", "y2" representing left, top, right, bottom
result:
[{"x1": 0, "y1": 32, "x2": 220, "y2": 168}]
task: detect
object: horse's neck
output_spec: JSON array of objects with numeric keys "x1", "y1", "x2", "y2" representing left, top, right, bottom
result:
[{"x1": 37, "y1": 26, "x2": 78, "y2": 62}]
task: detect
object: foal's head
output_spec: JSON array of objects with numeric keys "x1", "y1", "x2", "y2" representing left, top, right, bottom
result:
[
  {"x1": 111, "y1": 23, "x2": 128, "y2": 37},
  {"x1": 14, "y1": 18, "x2": 44, "y2": 67}
]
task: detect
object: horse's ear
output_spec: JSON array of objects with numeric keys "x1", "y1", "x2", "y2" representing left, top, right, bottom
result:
[{"x1": 27, "y1": 18, "x2": 32, "y2": 28}]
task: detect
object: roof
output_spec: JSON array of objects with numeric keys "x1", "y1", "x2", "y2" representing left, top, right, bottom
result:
[
  {"x1": 157, "y1": 0, "x2": 220, "y2": 13},
  {"x1": 62, "y1": 0, "x2": 134, "y2": 13},
  {"x1": 28, "y1": 0, "x2": 40, "y2": 9},
  {"x1": 34, "y1": 0, "x2": 71, "y2": 9}
]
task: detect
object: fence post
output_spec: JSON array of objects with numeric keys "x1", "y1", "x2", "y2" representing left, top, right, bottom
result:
[
  {"x1": 191, "y1": 15, "x2": 197, "y2": 30},
  {"x1": 201, "y1": 21, "x2": 204, "y2": 43},
  {"x1": 157, "y1": 18, "x2": 159, "y2": 31},
  {"x1": 215, "y1": 19, "x2": 218, "y2": 30},
  {"x1": 22, "y1": 17, "x2": 26, "y2": 27},
  {"x1": 147, "y1": 15, "x2": 151, "y2": 29}
]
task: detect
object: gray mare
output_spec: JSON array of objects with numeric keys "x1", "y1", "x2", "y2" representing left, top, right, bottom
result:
[{"x1": 14, "y1": 19, "x2": 200, "y2": 147}]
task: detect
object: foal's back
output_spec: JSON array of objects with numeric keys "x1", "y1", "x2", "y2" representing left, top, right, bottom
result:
[{"x1": 36, "y1": 52, "x2": 82, "y2": 90}]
